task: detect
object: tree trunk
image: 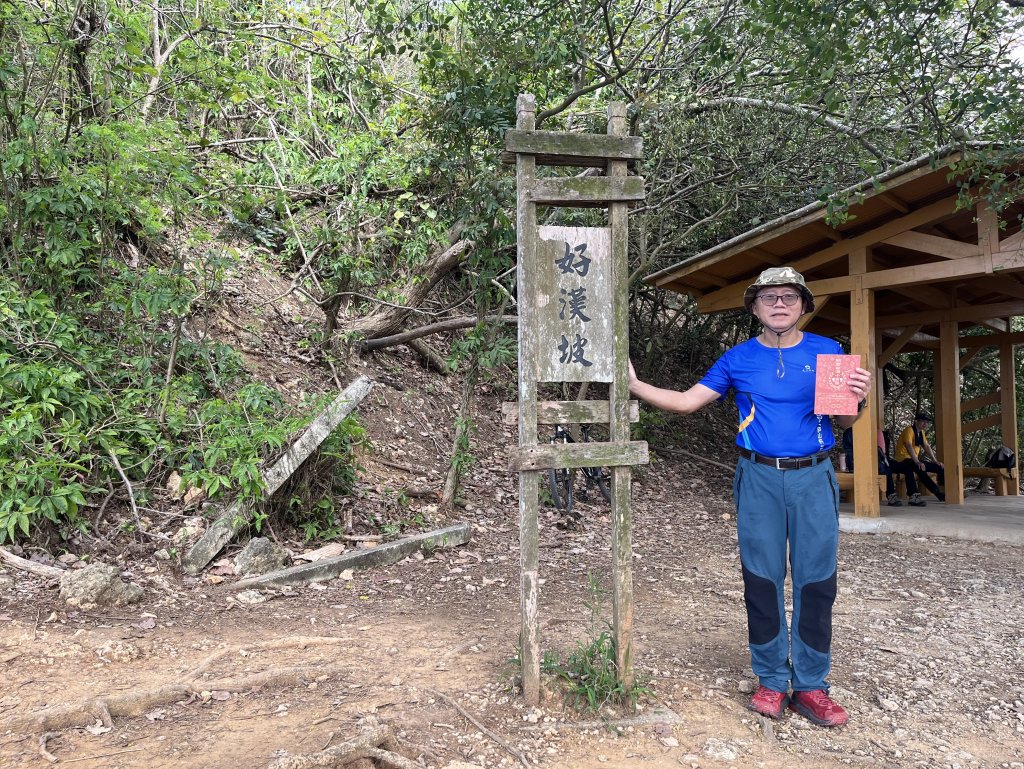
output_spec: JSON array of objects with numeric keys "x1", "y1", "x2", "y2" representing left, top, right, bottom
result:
[{"x1": 343, "y1": 236, "x2": 473, "y2": 342}]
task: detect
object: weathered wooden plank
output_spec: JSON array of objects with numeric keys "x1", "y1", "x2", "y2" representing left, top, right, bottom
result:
[
  {"x1": 514, "y1": 94, "x2": 542, "y2": 708},
  {"x1": 501, "y1": 400, "x2": 640, "y2": 425},
  {"x1": 508, "y1": 440, "x2": 648, "y2": 472},
  {"x1": 535, "y1": 226, "x2": 615, "y2": 382},
  {"x1": 231, "y1": 524, "x2": 471, "y2": 590},
  {"x1": 182, "y1": 376, "x2": 374, "y2": 575},
  {"x1": 528, "y1": 176, "x2": 645, "y2": 206},
  {"x1": 504, "y1": 129, "x2": 643, "y2": 162},
  {"x1": 606, "y1": 100, "x2": 635, "y2": 691}
]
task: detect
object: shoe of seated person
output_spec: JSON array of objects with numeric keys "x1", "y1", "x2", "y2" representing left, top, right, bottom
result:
[
  {"x1": 749, "y1": 685, "x2": 789, "y2": 719},
  {"x1": 886, "y1": 493, "x2": 903, "y2": 507},
  {"x1": 908, "y1": 493, "x2": 927, "y2": 507},
  {"x1": 789, "y1": 689, "x2": 849, "y2": 727}
]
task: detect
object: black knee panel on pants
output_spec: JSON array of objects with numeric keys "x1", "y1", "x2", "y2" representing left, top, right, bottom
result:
[
  {"x1": 798, "y1": 570, "x2": 837, "y2": 653},
  {"x1": 742, "y1": 565, "x2": 780, "y2": 646}
]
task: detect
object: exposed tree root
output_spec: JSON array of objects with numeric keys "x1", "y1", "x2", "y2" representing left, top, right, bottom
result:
[
  {"x1": 428, "y1": 689, "x2": 530, "y2": 769},
  {"x1": 4, "y1": 662, "x2": 349, "y2": 734},
  {"x1": 187, "y1": 635, "x2": 354, "y2": 677},
  {"x1": 0, "y1": 546, "x2": 63, "y2": 579},
  {"x1": 267, "y1": 717, "x2": 421, "y2": 769},
  {"x1": 38, "y1": 731, "x2": 59, "y2": 763}
]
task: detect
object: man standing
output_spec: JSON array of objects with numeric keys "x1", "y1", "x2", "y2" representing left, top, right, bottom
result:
[
  {"x1": 628, "y1": 267, "x2": 871, "y2": 727},
  {"x1": 892, "y1": 412, "x2": 945, "y2": 504}
]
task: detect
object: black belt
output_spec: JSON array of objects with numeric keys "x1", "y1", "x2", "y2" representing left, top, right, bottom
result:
[{"x1": 739, "y1": 449, "x2": 830, "y2": 470}]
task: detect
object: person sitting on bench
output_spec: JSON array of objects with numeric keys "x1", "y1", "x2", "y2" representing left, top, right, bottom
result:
[
  {"x1": 892, "y1": 412, "x2": 945, "y2": 504},
  {"x1": 841, "y1": 427, "x2": 903, "y2": 507}
]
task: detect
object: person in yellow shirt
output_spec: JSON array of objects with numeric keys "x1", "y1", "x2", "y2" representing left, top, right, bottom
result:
[{"x1": 892, "y1": 412, "x2": 945, "y2": 504}]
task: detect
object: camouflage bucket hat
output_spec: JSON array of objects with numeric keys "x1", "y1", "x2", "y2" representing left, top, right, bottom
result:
[{"x1": 743, "y1": 266, "x2": 815, "y2": 314}]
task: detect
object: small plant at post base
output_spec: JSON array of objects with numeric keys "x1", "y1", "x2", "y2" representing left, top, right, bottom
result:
[{"x1": 540, "y1": 573, "x2": 651, "y2": 712}]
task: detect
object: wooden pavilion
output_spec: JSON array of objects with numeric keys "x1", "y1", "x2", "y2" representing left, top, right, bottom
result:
[{"x1": 645, "y1": 149, "x2": 1024, "y2": 517}]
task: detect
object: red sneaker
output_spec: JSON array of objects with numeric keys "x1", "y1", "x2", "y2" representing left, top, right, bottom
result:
[
  {"x1": 789, "y1": 689, "x2": 849, "y2": 726},
  {"x1": 749, "y1": 685, "x2": 789, "y2": 719}
]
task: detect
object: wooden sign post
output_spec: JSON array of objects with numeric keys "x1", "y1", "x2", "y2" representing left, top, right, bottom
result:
[{"x1": 504, "y1": 94, "x2": 649, "y2": 706}]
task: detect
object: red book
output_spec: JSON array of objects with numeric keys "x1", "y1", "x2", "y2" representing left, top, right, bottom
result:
[{"x1": 815, "y1": 354, "x2": 861, "y2": 415}]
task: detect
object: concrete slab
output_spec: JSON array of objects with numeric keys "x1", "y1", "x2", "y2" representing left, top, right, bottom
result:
[{"x1": 839, "y1": 492, "x2": 1024, "y2": 545}]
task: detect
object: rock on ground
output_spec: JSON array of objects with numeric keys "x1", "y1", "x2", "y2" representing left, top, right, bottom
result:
[
  {"x1": 59, "y1": 562, "x2": 143, "y2": 609},
  {"x1": 234, "y1": 537, "x2": 290, "y2": 576}
]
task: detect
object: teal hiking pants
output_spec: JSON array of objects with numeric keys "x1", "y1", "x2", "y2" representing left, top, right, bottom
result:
[{"x1": 733, "y1": 455, "x2": 840, "y2": 693}]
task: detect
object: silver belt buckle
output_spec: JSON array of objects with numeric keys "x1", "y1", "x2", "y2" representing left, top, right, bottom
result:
[{"x1": 775, "y1": 457, "x2": 785, "y2": 470}]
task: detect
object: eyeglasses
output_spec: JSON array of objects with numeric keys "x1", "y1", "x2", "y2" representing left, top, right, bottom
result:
[{"x1": 757, "y1": 292, "x2": 801, "y2": 307}]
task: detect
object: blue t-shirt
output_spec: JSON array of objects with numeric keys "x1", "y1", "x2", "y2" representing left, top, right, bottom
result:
[{"x1": 698, "y1": 333, "x2": 843, "y2": 457}]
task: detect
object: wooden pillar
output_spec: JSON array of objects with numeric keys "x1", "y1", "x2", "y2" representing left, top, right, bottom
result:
[
  {"x1": 938, "y1": 319, "x2": 964, "y2": 504},
  {"x1": 978, "y1": 201, "x2": 1000, "y2": 258},
  {"x1": 875, "y1": 326, "x2": 885, "y2": 431},
  {"x1": 1000, "y1": 338, "x2": 1019, "y2": 495},
  {"x1": 514, "y1": 94, "x2": 541, "y2": 705},
  {"x1": 607, "y1": 101, "x2": 634, "y2": 688},
  {"x1": 849, "y1": 247, "x2": 879, "y2": 517},
  {"x1": 933, "y1": 347, "x2": 943, "y2": 452}
]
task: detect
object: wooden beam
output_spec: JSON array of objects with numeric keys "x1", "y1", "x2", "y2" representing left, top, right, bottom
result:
[
  {"x1": 502, "y1": 400, "x2": 640, "y2": 425},
  {"x1": 507, "y1": 440, "x2": 649, "y2": 472},
  {"x1": 878, "y1": 300, "x2": 1024, "y2": 328},
  {"x1": 938, "y1": 320, "x2": 964, "y2": 504},
  {"x1": 878, "y1": 325, "x2": 922, "y2": 367},
  {"x1": 971, "y1": 275, "x2": 1024, "y2": 301},
  {"x1": 963, "y1": 412, "x2": 1002, "y2": 435},
  {"x1": 504, "y1": 129, "x2": 643, "y2": 166},
  {"x1": 888, "y1": 282, "x2": 952, "y2": 309},
  {"x1": 981, "y1": 318, "x2": 1009, "y2": 333},
  {"x1": 960, "y1": 331, "x2": 1024, "y2": 348},
  {"x1": 749, "y1": 246, "x2": 783, "y2": 265},
  {"x1": 698, "y1": 215, "x2": 1019, "y2": 314},
  {"x1": 878, "y1": 192, "x2": 909, "y2": 213},
  {"x1": 881, "y1": 230, "x2": 980, "y2": 259},
  {"x1": 812, "y1": 221, "x2": 843, "y2": 242},
  {"x1": 961, "y1": 391, "x2": 1001, "y2": 413},
  {"x1": 690, "y1": 194, "x2": 962, "y2": 310},
  {"x1": 529, "y1": 176, "x2": 645, "y2": 206},
  {"x1": 978, "y1": 201, "x2": 1001, "y2": 257},
  {"x1": 1000, "y1": 229, "x2": 1023, "y2": 252},
  {"x1": 959, "y1": 346, "x2": 984, "y2": 370}
]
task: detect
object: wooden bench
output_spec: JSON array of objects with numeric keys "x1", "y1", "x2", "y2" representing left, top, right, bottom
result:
[
  {"x1": 963, "y1": 466, "x2": 1018, "y2": 496},
  {"x1": 836, "y1": 471, "x2": 938, "y2": 503},
  {"x1": 835, "y1": 472, "x2": 887, "y2": 503}
]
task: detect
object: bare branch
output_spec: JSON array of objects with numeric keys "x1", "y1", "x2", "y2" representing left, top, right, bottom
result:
[
  {"x1": 676, "y1": 96, "x2": 894, "y2": 164},
  {"x1": 359, "y1": 315, "x2": 517, "y2": 351}
]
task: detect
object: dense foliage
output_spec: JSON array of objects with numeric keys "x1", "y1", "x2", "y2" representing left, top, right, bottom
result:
[{"x1": 1, "y1": 0, "x2": 1022, "y2": 541}]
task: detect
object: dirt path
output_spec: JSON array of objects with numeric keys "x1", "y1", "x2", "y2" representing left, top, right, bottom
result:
[{"x1": 3, "y1": 445, "x2": 1023, "y2": 769}]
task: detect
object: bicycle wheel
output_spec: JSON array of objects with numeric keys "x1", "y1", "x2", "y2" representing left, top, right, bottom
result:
[
  {"x1": 592, "y1": 469, "x2": 612, "y2": 503},
  {"x1": 547, "y1": 467, "x2": 574, "y2": 512}
]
